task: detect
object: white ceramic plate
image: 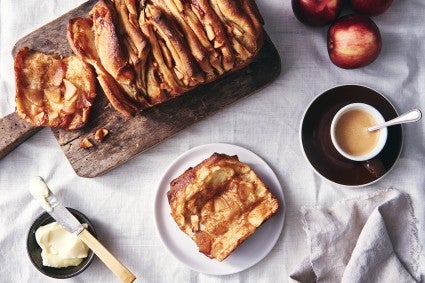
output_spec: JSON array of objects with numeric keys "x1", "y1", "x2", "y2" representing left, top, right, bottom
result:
[{"x1": 154, "y1": 143, "x2": 285, "y2": 275}]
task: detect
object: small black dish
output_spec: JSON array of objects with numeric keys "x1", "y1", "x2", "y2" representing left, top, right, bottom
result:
[
  {"x1": 300, "y1": 84, "x2": 403, "y2": 186},
  {"x1": 27, "y1": 207, "x2": 96, "y2": 279}
]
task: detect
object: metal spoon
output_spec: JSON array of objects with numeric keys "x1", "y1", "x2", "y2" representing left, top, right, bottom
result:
[{"x1": 368, "y1": 109, "x2": 422, "y2": 132}]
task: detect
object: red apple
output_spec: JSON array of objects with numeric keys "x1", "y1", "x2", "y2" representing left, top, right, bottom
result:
[
  {"x1": 351, "y1": 0, "x2": 394, "y2": 16},
  {"x1": 327, "y1": 14, "x2": 382, "y2": 69},
  {"x1": 292, "y1": 0, "x2": 343, "y2": 27}
]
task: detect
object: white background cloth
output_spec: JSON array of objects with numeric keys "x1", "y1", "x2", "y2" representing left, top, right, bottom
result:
[{"x1": 0, "y1": 0, "x2": 424, "y2": 282}]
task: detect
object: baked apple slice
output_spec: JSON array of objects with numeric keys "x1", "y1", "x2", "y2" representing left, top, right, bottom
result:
[{"x1": 14, "y1": 47, "x2": 96, "y2": 130}]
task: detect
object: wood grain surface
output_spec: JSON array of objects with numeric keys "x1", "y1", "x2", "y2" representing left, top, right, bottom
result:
[
  {"x1": 0, "y1": 112, "x2": 41, "y2": 160},
  {"x1": 7, "y1": 0, "x2": 281, "y2": 177}
]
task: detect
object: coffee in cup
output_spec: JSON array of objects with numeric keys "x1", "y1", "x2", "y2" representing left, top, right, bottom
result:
[{"x1": 330, "y1": 103, "x2": 388, "y2": 161}]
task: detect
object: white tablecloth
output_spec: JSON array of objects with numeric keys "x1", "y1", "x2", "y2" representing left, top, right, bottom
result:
[{"x1": 1, "y1": 0, "x2": 424, "y2": 282}]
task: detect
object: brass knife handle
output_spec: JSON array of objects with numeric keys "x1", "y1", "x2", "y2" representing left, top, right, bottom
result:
[{"x1": 78, "y1": 229, "x2": 136, "y2": 283}]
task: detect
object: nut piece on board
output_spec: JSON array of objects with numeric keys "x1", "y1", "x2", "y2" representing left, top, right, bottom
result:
[
  {"x1": 94, "y1": 128, "x2": 109, "y2": 143},
  {"x1": 80, "y1": 137, "x2": 94, "y2": 149}
]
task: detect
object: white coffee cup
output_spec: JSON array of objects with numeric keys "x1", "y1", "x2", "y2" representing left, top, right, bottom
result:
[{"x1": 330, "y1": 103, "x2": 388, "y2": 161}]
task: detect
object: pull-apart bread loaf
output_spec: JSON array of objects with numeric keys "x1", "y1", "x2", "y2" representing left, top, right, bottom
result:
[
  {"x1": 14, "y1": 48, "x2": 96, "y2": 130},
  {"x1": 168, "y1": 153, "x2": 279, "y2": 261},
  {"x1": 68, "y1": 0, "x2": 264, "y2": 116}
]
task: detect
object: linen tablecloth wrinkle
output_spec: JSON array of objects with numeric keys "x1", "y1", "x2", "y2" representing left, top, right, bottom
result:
[{"x1": 1, "y1": 0, "x2": 424, "y2": 282}]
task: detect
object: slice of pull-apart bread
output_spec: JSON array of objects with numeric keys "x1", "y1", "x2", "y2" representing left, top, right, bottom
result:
[
  {"x1": 14, "y1": 47, "x2": 96, "y2": 130},
  {"x1": 67, "y1": 1, "x2": 147, "y2": 117},
  {"x1": 167, "y1": 153, "x2": 279, "y2": 261}
]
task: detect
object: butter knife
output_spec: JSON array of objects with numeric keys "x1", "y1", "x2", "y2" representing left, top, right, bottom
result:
[{"x1": 30, "y1": 176, "x2": 136, "y2": 283}]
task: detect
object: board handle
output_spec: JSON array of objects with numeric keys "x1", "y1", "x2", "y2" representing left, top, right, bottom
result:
[
  {"x1": 0, "y1": 112, "x2": 41, "y2": 160},
  {"x1": 78, "y1": 229, "x2": 136, "y2": 283}
]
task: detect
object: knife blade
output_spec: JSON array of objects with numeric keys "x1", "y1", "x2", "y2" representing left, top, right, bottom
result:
[
  {"x1": 46, "y1": 192, "x2": 85, "y2": 235},
  {"x1": 29, "y1": 176, "x2": 84, "y2": 235},
  {"x1": 29, "y1": 176, "x2": 136, "y2": 283}
]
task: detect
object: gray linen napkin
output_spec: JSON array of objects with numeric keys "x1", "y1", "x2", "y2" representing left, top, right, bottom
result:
[{"x1": 290, "y1": 188, "x2": 421, "y2": 283}]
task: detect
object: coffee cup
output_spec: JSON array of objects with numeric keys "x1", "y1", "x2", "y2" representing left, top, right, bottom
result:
[{"x1": 330, "y1": 103, "x2": 388, "y2": 162}]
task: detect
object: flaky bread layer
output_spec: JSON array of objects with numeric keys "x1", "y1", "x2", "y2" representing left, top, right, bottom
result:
[
  {"x1": 168, "y1": 153, "x2": 279, "y2": 261},
  {"x1": 67, "y1": 0, "x2": 265, "y2": 116}
]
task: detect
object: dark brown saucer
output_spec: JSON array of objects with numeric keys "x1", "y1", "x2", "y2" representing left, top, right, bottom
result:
[
  {"x1": 27, "y1": 208, "x2": 96, "y2": 279},
  {"x1": 300, "y1": 85, "x2": 403, "y2": 186}
]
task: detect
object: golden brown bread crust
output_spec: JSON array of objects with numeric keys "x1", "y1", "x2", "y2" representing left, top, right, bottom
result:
[
  {"x1": 67, "y1": 16, "x2": 142, "y2": 116},
  {"x1": 168, "y1": 153, "x2": 279, "y2": 261},
  {"x1": 90, "y1": 0, "x2": 134, "y2": 85},
  {"x1": 114, "y1": 0, "x2": 150, "y2": 95},
  {"x1": 67, "y1": 0, "x2": 264, "y2": 116},
  {"x1": 190, "y1": 0, "x2": 236, "y2": 72},
  {"x1": 14, "y1": 47, "x2": 96, "y2": 130}
]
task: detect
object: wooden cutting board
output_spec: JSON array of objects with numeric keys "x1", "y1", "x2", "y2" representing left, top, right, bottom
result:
[{"x1": 1, "y1": 0, "x2": 281, "y2": 177}]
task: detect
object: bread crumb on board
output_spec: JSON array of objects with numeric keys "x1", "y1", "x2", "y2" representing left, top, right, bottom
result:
[{"x1": 80, "y1": 128, "x2": 109, "y2": 149}]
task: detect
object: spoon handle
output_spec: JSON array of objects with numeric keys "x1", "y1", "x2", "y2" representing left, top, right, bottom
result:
[{"x1": 368, "y1": 109, "x2": 422, "y2": 131}]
